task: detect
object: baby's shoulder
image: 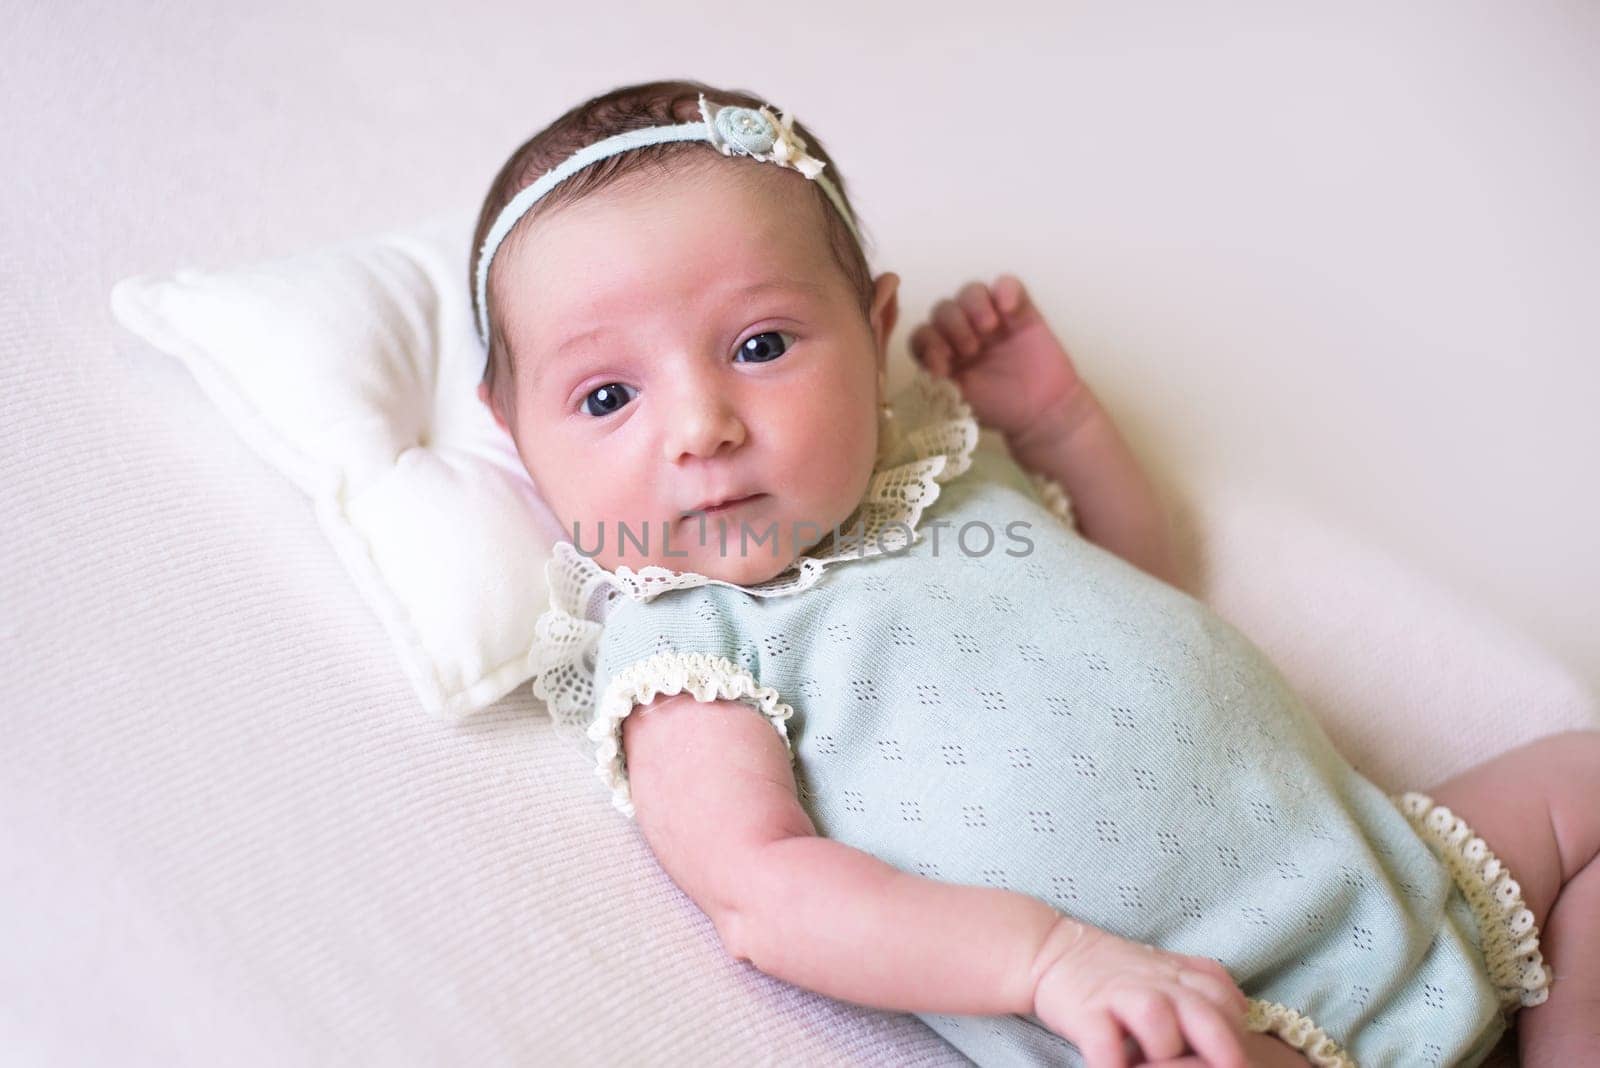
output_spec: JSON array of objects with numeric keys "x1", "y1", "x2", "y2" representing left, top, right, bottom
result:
[{"x1": 950, "y1": 442, "x2": 1079, "y2": 532}]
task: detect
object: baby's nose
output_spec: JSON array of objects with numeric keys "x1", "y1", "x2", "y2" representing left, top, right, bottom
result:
[{"x1": 665, "y1": 392, "x2": 747, "y2": 462}]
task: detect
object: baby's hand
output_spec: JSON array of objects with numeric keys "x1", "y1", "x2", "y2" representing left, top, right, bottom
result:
[
  {"x1": 908, "y1": 275, "x2": 1086, "y2": 444},
  {"x1": 1031, "y1": 923, "x2": 1250, "y2": 1068}
]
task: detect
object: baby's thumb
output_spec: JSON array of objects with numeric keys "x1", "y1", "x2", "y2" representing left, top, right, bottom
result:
[{"x1": 993, "y1": 274, "x2": 1037, "y2": 330}]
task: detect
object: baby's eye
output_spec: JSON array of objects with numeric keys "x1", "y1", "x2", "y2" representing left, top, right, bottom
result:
[
  {"x1": 581, "y1": 383, "x2": 635, "y2": 418},
  {"x1": 735, "y1": 330, "x2": 795, "y2": 364}
]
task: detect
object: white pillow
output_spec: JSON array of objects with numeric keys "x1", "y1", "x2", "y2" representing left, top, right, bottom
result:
[{"x1": 110, "y1": 210, "x2": 568, "y2": 719}]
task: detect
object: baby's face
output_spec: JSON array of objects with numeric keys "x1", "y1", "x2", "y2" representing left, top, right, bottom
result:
[{"x1": 481, "y1": 158, "x2": 899, "y2": 585}]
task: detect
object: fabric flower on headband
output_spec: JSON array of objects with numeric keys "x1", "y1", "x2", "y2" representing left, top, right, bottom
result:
[{"x1": 698, "y1": 94, "x2": 827, "y2": 180}]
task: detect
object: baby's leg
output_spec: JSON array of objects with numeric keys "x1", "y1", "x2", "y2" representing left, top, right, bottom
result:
[{"x1": 1418, "y1": 729, "x2": 1600, "y2": 1064}]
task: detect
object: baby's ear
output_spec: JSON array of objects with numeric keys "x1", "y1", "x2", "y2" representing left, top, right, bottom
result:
[
  {"x1": 477, "y1": 382, "x2": 511, "y2": 435},
  {"x1": 870, "y1": 271, "x2": 900, "y2": 366}
]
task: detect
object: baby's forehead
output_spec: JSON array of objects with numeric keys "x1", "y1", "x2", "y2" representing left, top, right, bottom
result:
[
  {"x1": 529, "y1": 158, "x2": 829, "y2": 259},
  {"x1": 500, "y1": 162, "x2": 845, "y2": 316}
]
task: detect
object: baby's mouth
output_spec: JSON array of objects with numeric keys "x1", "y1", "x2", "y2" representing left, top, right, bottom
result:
[{"x1": 679, "y1": 493, "x2": 767, "y2": 520}]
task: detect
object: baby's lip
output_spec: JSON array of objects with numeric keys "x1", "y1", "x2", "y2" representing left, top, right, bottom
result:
[{"x1": 680, "y1": 493, "x2": 766, "y2": 518}]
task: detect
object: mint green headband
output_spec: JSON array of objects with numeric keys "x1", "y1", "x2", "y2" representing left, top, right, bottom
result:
[{"x1": 474, "y1": 93, "x2": 864, "y2": 347}]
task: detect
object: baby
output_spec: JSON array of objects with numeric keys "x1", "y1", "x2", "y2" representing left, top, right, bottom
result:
[{"x1": 469, "y1": 79, "x2": 1599, "y2": 1067}]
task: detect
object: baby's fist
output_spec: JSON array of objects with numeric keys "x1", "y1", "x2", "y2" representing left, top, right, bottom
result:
[
  {"x1": 908, "y1": 275, "x2": 1085, "y2": 443},
  {"x1": 1030, "y1": 921, "x2": 1250, "y2": 1068}
]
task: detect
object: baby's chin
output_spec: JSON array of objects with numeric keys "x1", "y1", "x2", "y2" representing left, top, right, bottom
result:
[
  {"x1": 571, "y1": 503, "x2": 852, "y2": 585},
  {"x1": 574, "y1": 511, "x2": 818, "y2": 584},
  {"x1": 599, "y1": 541, "x2": 802, "y2": 586}
]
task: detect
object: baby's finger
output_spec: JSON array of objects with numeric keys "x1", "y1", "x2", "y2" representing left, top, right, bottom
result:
[
  {"x1": 1068, "y1": 1014, "x2": 1130, "y2": 1068},
  {"x1": 956, "y1": 280, "x2": 1002, "y2": 338},
  {"x1": 991, "y1": 273, "x2": 1037, "y2": 328},
  {"x1": 931, "y1": 298, "x2": 982, "y2": 361},
  {"x1": 1171, "y1": 991, "x2": 1248, "y2": 1068},
  {"x1": 908, "y1": 323, "x2": 954, "y2": 378},
  {"x1": 1113, "y1": 991, "x2": 1184, "y2": 1062},
  {"x1": 1175, "y1": 960, "x2": 1248, "y2": 1018}
]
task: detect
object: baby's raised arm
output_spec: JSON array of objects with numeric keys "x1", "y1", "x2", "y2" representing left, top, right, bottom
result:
[{"x1": 620, "y1": 696, "x2": 1250, "y2": 1066}]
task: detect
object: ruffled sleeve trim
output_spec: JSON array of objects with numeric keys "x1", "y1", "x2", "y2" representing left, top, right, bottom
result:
[
  {"x1": 527, "y1": 542, "x2": 625, "y2": 741},
  {"x1": 586, "y1": 651, "x2": 797, "y2": 819},
  {"x1": 1026, "y1": 471, "x2": 1078, "y2": 532},
  {"x1": 1244, "y1": 1000, "x2": 1358, "y2": 1067},
  {"x1": 1394, "y1": 790, "x2": 1553, "y2": 1012}
]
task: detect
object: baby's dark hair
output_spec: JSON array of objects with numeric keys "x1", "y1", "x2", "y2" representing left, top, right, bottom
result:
[{"x1": 469, "y1": 78, "x2": 878, "y2": 423}]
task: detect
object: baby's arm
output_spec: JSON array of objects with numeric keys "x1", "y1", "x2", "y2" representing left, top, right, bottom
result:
[
  {"x1": 1008, "y1": 383, "x2": 1183, "y2": 590},
  {"x1": 620, "y1": 694, "x2": 1250, "y2": 1067},
  {"x1": 622, "y1": 691, "x2": 1056, "y2": 1015},
  {"x1": 911, "y1": 277, "x2": 1183, "y2": 590}
]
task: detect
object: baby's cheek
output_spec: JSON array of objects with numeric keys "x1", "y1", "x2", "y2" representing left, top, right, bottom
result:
[
  {"x1": 846, "y1": 408, "x2": 883, "y2": 495},
  {"x1": 795, "y1": 423, "x2": 875, "y2": 522},
  {"x1": 538, "y1": 459, "x2": 627, "y2": 535}
]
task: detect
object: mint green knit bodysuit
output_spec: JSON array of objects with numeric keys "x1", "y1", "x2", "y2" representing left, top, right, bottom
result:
[{"x1": 546, "y1": 373, "x2": 1550, "y2": 1068}]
